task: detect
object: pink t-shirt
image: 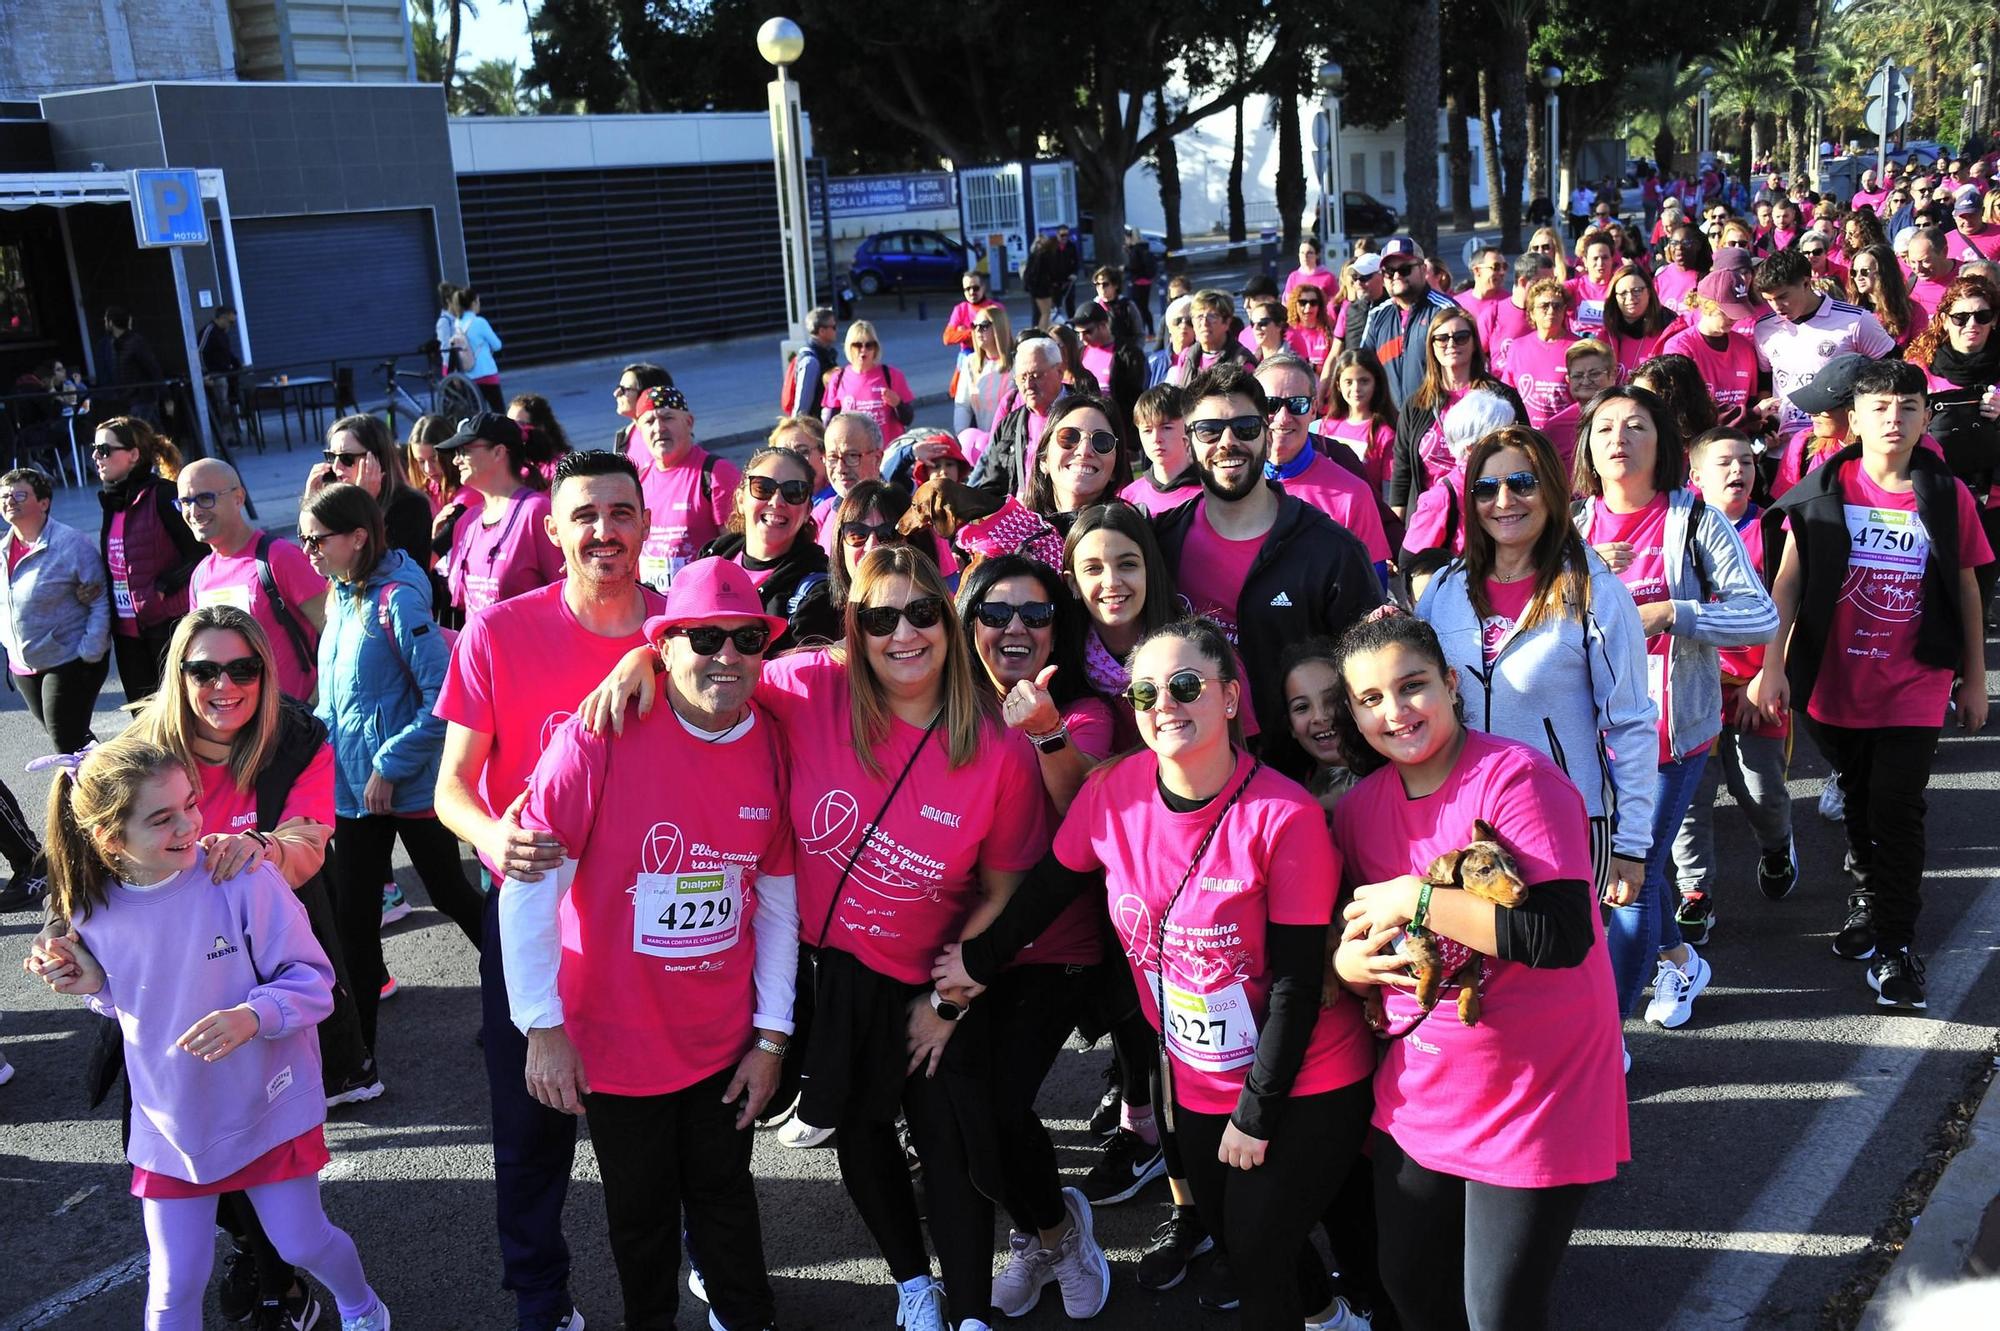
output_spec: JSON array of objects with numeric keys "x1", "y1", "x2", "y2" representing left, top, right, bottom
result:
[
  {"x1": 1714, "y1": 510, "x2": 1768, "y2": 683},
  {"x1": 1480, "y1": 577, "x2": 1536, "y2": 666},
  {"x1": 1565, "y1": 276, "x2": 1611, "y2": 334},
  {"x1": 1653, "y1": 264, "x2": 1700, "y2": 317},
  {"x1": 194, "y1": 745, "x2": 334, "y2": 837},
  {"x1": 1176, "y1": 504, "x2": 1262, "y2": 644},
  {"x1": 759, "y1": 650, "x2": 1049, "y2": 983},
  {"x1": 521, "y1": 706, "x2": 795, "y2": 1096},
  {"x1": 1319, "y1": 418, "x2": 1396, "y2": 500},
  {"x1": 1275, "y1": 451, "x2": 1390, "y2": 562},
  {"x1": 1400, "y1": 476, "x2": 1463, "y2": 556},
  {"x1": 1587, "y1": 494, "x2": 1681, "y2": 763},
  {"x1": 1054, "y1": 748, "x2": 1375, "y2": 1114},
  {"x1": 434, "y1": 580, "x2": 668, "y2": 872},
  {"x1": 1501, "y1": 334, "x2": 1578, "y2": 435},
  {"x1": 1080, "y1": 342, "x2": 1115, "y2": 389},
  {"x1": 824, "y1": 365, "x2": 916, "y2": 445},
  {"x1": 1481, "y1": 299, "x2": 1534, "y2": 374},
  {"x1": 107, "y1": 510, "x2": 138, "y2": 638},
  {"x1": 1286, "y1": 324, "x2": 1332, "y2": 368},
  {"x1": 1333, "y1": 730, "x2": 1628, "y2": 1188},
  {"x1": 1015, "y1": 696, "x2": 1114, "y2": 968},
  {"x1": 1807, "y1": 461, "x2": 1994, "y2": 729},
  {"x1": 1947, "y1": 226, "x2": 2000, "y2": 263},
  {"x1": 1284, "y1": 268, "x2": 1339, "y2": 302},
  {"x1": 448, "y1": 488, "x2": 565, "y2": 619},
  {"x1": 1660, "y1": 327, "x2": 1759, "y2": 412},
  {"x1": 1907, "y1": 277, "x2": 1954, "y2": 321},
  {"x1": 620, "y1": 420, "x2": 650, "y2": 473},
  {"x1": 636, "y1": 445, "x2": 740, "y2": 590},
  {"x1": 190, "y1": 537, "x2": 325, "y2": 702},
  {"x1": 1118, "y1": 474, "x2": 1202, "y2": 516},
  {"x1": 1604, "y1": 323, "x2": 1673, "y2": 379},
  {"x1": 1416, "y1": 386, "x2": 1471, "y2": 486}
]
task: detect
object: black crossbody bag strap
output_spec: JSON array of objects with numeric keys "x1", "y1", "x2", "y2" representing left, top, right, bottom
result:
[{"x1": 813, "y1": 710, "x2": 943, "y2": 952}]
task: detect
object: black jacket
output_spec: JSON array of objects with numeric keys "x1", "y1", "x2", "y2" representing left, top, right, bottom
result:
[
  {"x1": 968, "y1": 402, "x2": 1040, "y2": 498},
  {"x1": 1774, "y1": 443, "x2": 1966, "y2": 712},
  {"x1": 1388, "y1": 378, "x2": 1525, "y2": 514},
  {"x1": 702, "y1": 531, "x2": 839, "y2": 652},
  {"x1": 1152, "y1": 489, "x2": 1384, "y2": 773},
  {"x1": 111, "y1": 329, "x2": 164, "y2": 404}
]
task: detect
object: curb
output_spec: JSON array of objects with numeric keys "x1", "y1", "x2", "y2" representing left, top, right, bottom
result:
[{"x1": 1857, "y1": 1059, "x2": 2000, "y2": 1327}]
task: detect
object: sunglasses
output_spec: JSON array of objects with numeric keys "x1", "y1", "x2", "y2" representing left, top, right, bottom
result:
[
  {"x1": 1266, "y1": 394, "x2": 1314, "y2": 418},
  {"x1": 1188, "y1": 415, "x2": 1265, "y2": 446},
  {"x1": 972, "y1": 320, "x2": 996, "y2": 332},
  {"x1": 1124, "y1": 668, "x2": 1219, "y2": 712},
  {"x1": 839, "y1": 520, "x2": 906, "y2": 549},
  {"x1": 1054, "y1": 426, "x2": 1118, "y2": 454},
  {"x1": 614, "y1": 384, "x2": 641, "y2": 397},
  {"x1": 298, "y1": 530, "x2": 352, "y2": 552},
  {"x1": 746, "y1": 474, "x2": 812, "y2": 504},
  {"x1": 849, "y1": 340, "x2": 879, "y2": 350},
  {"x1": 1430, "y1": 329, "x2": 1475, "y2": 348},
  {"x1": 1382, "y1": 262, "x2": 1419, "y2": 277},
  {"x1": 181, "y1": 656, "x2": 264, "y2": 686},
  {"x1": 1469, "y1": 471, "x2": 1542, "y2": 502},
  {"x1": 322, "y1": 450, "x2": 367, "y2": 468},
  {"x1": 665, "y1": 625, "x2": 772, "y2": 656},
  {"x1": 962, "y1": 287, "x2": 985, "y2": 296},
  {"x1": 1947, "y1": 308, "x2": 1997, "y2": 327},
  {"x1": 175, "y1": 489, "x2": 233, "y2": 511},
  {"x1": 90, "y1": 443, "x2": 133, "y2": 458},
  {"x1": 1251, "y1": 318, "x2": 1281, "y2": 330},
  {"x1": 1800, "y1": 247, "x2": 1828, "y2": 257},
  {"x1": 857, "y1": 595, "x2": 946, "y2": 638},
  {"x1": 1169, "y1": 315, "x2": 1194, "y2": 327},
  {"x1": 972, "y1": 600, "x2": 1057, "y2": 630},
  {"x1": 1297, "y1": 298, "x2": 1323, "y2": 308}
]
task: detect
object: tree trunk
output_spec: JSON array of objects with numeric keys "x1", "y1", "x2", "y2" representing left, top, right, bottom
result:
[
  {"x1": 1496, "y1": 39, "x2": 1529, "y2": 252},
  {"x1": 1478, "y1": 67, "x2": 1503, "y2": 227},
  {"x1": 1276, "y1": 89, "x2": 1306, "y2": 255},
  {"x1": 1526, "y1": 76, "x2": 1545, "y2": 217},
  {"x1": 1228, "y1": 90, "x2": 1247, "y2": 259},
  {"x1": 1155, "y1": 90, "x2": 1185, "y2": 264},
  {"x1": 1446, "y1": 86, "x2": 1474, "y2": 230},
  {"x1": 446, "y1": 0, "x2": 463, "y2": 106},
  {"x1": 1402, "y1": 0, "x2": 1442, "y2": 252}
]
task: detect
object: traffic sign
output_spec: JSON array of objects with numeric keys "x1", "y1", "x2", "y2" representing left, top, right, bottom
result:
[
  {"x1": 1865, "y1": 66, "x2": 1916, "y2": 104},
  {"x1": 1864, "y1": 92, "x2": 1912, "y2": 139},
  {"x1": 128, "y1": 169, "x2": 208, "y2": 247}
]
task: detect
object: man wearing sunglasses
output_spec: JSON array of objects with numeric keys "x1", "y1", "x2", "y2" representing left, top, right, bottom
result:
[
  {"x1": 1357, "y1": 236, "x2": 1463, "y2": 407},
  {"x1": 1255, "y1": 354, "x2": 1392, "y2": 581},
  {"x1": 942, "y1": 274, "x2": 1001, "y2": 351},
  {"x1": 499, "y1": 556, "x2": 796, "y2": 1331},
  {"x1": 614, "y1": 361, "x2": 674, "y2": 469},
  {"x1": 634, "y1": 386, "x2": 739, "y2": 591},
  {"x1": 435, "y1": 449, "x2": 667, "y2": 1331},
  {"x1": 180, "y1": 457, "x2": 327, "y2": 703}
]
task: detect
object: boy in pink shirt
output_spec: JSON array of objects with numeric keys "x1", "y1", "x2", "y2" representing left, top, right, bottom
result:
[{"x1": 631, "y1": 386, "x2": 739, "y2": 590}]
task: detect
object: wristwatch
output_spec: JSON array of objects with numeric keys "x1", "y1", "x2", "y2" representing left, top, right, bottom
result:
[
  {"x1": 929, "y1": 990, "x2": 967, "y2": 1022},
  {"x1": 1027, "y1": 725, "x2": 1069, "y2": 755}
]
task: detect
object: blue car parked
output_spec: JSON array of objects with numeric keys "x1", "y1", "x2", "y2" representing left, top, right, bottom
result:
[{"x1": 849, "y1": 229, "x2": 972, "y2": 295}]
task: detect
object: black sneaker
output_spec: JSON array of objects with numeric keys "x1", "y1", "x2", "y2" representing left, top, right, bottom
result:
[
  {"x1": 1135, "y1": 1205, "x2": 1213, "y2": 1291},
  {"x1": 1080, "y1": 1128, "x2": 1166, "y2": 1205},
  {"x1": 1194, "y1": 1254, "x2": 1240, "y2": 1312},
  {"x1": 1833, "y1": 891, "x2": 1877, "y2": 961},
  {"x1": 1867, "y1": 948, "x2": 1927, "y2": 1010},
  {"x1": 1087, "y1": 1062, "x2": 1122, "y2": 1138},
  {"x1": 1757, "y1": 844, "x2": 1799, "y2": 901},
  {"x1": 1674, "y1": 890, "x2": 1716, "y2": 946},
  {"x1": 0, "y1": 873, "x2": 45, "y2": 913},
  {"x1": 219, "y1": 1244, "x2": 258, "y2": 1323},
  {"x1": 253, "y1": 1287, "x2": 322, "y2": 1331}
]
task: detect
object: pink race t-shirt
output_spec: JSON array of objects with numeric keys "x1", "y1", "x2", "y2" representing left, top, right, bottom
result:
[
  {"x1": 1176, "y1": 503, "x2": 1262, "y2": 644},
  {"x1": 621, "y1": 420, "x2": 650, "y2": 472},
  {"x1": 1481, "y1": 299, "x2": 1534, "y2": 375},
  {"x1": 1286, "y1": 324, "x2": 1332, "y2": 368},
  {"x1": 1807, "y1": 461, "x2": 1994, "y2": 729},
  {"x1": 1284, "y1": 268, "x2": 1339, "y2": 302},
  {"x1": 448, "y1": 488, "x2": 565, "y2": 619},
  {"x1": 1653, "y1": 265, "x2": 1700, "y2": 317},
  {"x1": 190, "y1": 537, "x2": 325, "y2": 702},
  {"x1": 194, "y1": 744, "x2": 334, "y2": 837},
  {"x1": 825, "y1": 365, "x2": 915, "y2": 445},
  {"x1": 1118, "y1": 474, "x2": 1202, "y2": 516},
  {"x1": 1501, "y1": 334, "x2": 1578, "y2": 435},
  {"x1": 434, "y1": 580, "x2": 668, "y2": 872},
  {"x1": 107, "y1": 510, "x2": 138, "y2": 638},
  {"x1": 1054, "y1": 748, "x2": 1374, "y2": 1114},
  {"x1": 1080, "y1": 342, "x2": 1115, "y2": 389},
  {"x1": 522, "y1": 706, "x2": 795, "y2": 1096},
  {"x1": 1587, "y1": 494, "x2": 1681, "y2": 763},
  {"x1": 760, "y1": 650, "x2": 1049, "y2": 984},
  {"x1": 1276, "y1": 451, "x2": 1391, "y2": 562},
  {"x1": 1014, "y1": 696, "x2": 1114, "y2": 968},
  {"x1": 636, "y1": 445, "x2": 740, "y2": 591},
  {"x1": 1564, "y1": 276, "x2": 1611, "y2": 334},
  {"x1": 1480, "y1": 577, "x2": 1536, "y2": 666},
  {"x1": 1318, "y1": 418, "x2": 1396, "y2": 500},
  {"x1": 1660, "y1": 327, "x2": 1759, "y2": 412},
  {"x1": 1333, "y1": 729, "x2": 1628, "y2": 1188},
  {"x1": 1947, "y1": 226, "x2": 2000, "y2": 264}
]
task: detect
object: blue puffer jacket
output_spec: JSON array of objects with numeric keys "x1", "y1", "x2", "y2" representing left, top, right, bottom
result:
[{"x1": 314, "y1": 549, "x2": 450, "y2": 818}]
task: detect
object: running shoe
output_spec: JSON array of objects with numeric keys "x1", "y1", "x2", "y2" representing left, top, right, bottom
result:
[
  {"x1": 1194, "y1": 1254, "x2": 1240, "y2": 1311},
  {"x1": 1049, "y1": 1187, "x2": 1112, "y2": 1317},
  {"x1": 336, "y1": 1302, "x2": 387, "y2": 1331},
  {"x1": 1867, "y1": 948, "x2": 1928, "y2": 1010},
  {"x1": 1135, "y1": 1205, "x2": 1213, "y2": 1292},
  {"x1": 520, "y1": 1308, "x2": 585, "y2": 1331},
  {"x1": 1757, "y1": 843, "x2": 1799, "y2": 901},
  {"x1": 1643, "y1": 948, "x2": 1711, "y2": 1029},
  {"x1": 893, "y1": 1275, "x2": 947, "y2": 1331},
  {"x1": 1304, "y1": 1295, "x2": 1373, "y2": 1330},
  {"x1": 220, "y1": 1244, "x2": 258, "y2": 1322},
  {"x1": 0, "y1": 1054, "x2": 12, "y2": 1087},
  {"x1": 1833, "y1": 891, "x2": 1878, "y2": 961},
  {"x1": 776, "y1": 1115, "x2": 834, "y2": 1149},
  {"x1": 688, "y1": 1264, "x2": 707, "y2": 1304},
  {"x1": 1080, "y1": 1128, "x2": 1166, "y2": 1205},
  {"x1": 1087, "y1": 1062, "x2": 1121, "y2": 1138},
  {"x1": 378, "y1": 976, "x2": 398, "y2": 1000},
  {"x1": 0, "y1": 872, "x2": 46, "y2": 912},
  {"x1": 380, "y1": 882, "x2": 411, "y2": 926},
  {"x1": 1674, "y1": 890, "x2": 1716, "y2": 946},
  {"x1": 259, "y1": 1288, "x2": 324, "y2": 1330},
  {"x1": 1818, "y1": 780, "x2": 1845, "y2": 822},
  {"x1": 990, "y1": 1231, "x2": 1055, "y2": 1317},
  {"x1": 326, "y1": 1066, "x2": 386, "y2": 1108}
]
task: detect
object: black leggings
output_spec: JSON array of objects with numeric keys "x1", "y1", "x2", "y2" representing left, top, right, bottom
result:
[
  {"x1": 17, "y1": 653, "x2": 109, "y2": 753},
  {"x1": 1372, "y1": 1131, "x2": 1590, "y2": 1331},
  {"x1": 1174, "y1": 1079, "x2": 1372, "y2": 1330},
  {"x1": 1109, "y1": 1008, "x2": 1156, "y2": 1112},
  {"x1": 835, "y1": 1068, "x2": 995, "y2": 1328},
  {"x1": 984, "y1": 965, "x2": 1083, "y2": 1235},
  {"x1": 110, "y1": 621, "x2": 176, "y2": 704},
  {"x1": 331, "y1": 813, "x2": 483, "y2": 1053},
  {"x1": 0, "y1": 775, "x2": 40, "y2": 877}
]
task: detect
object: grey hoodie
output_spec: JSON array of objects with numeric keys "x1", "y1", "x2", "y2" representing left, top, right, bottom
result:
[{"x1": 0, "y1": 516, "x2": 110, "y2": 672}]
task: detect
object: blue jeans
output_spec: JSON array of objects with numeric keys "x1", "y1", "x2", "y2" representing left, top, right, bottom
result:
[{"x1": 1607, "y1": 751, "x2": 1710, "y2": 1020}]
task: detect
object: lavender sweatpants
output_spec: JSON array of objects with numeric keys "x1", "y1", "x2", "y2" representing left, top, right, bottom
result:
[{"x1": 140, "y1": 1173, "x2": 377, "y2": 1330}]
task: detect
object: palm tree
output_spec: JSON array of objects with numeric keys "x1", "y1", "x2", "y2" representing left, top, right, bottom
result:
[
  {"x1": 1615, "y1": 57, "x2": 1708, "y2": 173},
  {"x1": 1487, "y1": 0, "x2": 1541, "y2": 252},
  {"x1": 458, "y1": 59, "x2": 537, "y2": 116},
  {"x1": 1708, "y1": 31, "x2": 1791, "y2": 176}
]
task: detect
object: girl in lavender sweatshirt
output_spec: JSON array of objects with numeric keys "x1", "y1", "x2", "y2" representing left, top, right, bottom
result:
[{"x1": 27, "y1": 733, "x2": 389, "y2": 1331}]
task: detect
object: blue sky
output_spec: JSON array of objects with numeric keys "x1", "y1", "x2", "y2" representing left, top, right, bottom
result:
[{"x1": 455, "y1": 0, "x2": 538, "y2": 71}]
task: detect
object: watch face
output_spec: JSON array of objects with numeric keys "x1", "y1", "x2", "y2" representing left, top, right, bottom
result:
[{"x1": 935, "y1": 997, "x2": 964, "y2": 1020}]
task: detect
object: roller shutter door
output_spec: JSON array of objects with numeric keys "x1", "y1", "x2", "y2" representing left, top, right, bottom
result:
[{"x1": 234, "y1": 210, "x2": 439, "y2": 372}]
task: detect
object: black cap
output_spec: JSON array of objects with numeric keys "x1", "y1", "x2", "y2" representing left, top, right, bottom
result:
[
  {"x1": 1069, "y1": 301, "x2": 1108, "y2": 325},
  {"x1": 439, "y1": 412, "x2": 523, "y2": 452},
  {"x1": 1788, "y1": 353, "x2": 1873, "y2": 416}
]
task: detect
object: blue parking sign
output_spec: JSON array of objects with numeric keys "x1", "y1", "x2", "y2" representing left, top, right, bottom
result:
[{"x1": 129, "y1": 169, "x2": 208, "y2": 247}]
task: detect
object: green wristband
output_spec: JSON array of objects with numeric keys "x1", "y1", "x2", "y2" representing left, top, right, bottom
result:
[{"x1": 1412, "y1": 880, "x2": 1435, "y2": 932}]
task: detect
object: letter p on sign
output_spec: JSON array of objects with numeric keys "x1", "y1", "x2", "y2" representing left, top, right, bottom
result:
[{"x1": 130, "y1": 169, "x2": 209, "y2": 247}]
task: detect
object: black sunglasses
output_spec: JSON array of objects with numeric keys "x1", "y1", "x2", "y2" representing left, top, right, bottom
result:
[
  {"x1": 1251, "y1": 318, "x2": 1282, "y2": 330},
  {"x1": 1187, "y1": 415, "x2": 1265, "y2": 446},
  {"x1": 1054, "y1": 426, "x2": 1118, "y2": 455},
  {"x1": 1266, "y1": 394, "x2": 1314, "y2": 418},
  {"x1": 1382, "y1": 262, "x2": 1419, "y2": 277},
  {"x1": 1430, "y1": 329, "x2": 1476, "y2": 348},
  {"x1": 840, "y1": 520, "x2": 906, "y2": 549},
  {"x1": 1125, "y1": 668, "x2": 1218, "y2": 712},
  {"x1": 666, "y1": 625, "x2": 772, "y2": 656},
  {"x1": 857, "y1": 596, "x2": 946, "y2": 638},
  {"x1": 746, "y1": 474, "x2": 812, "y2": 505},
  {"x1": 90, "y1": 443, "x2": 134, "y2": 458},
  {"x1": 972, "y1": 320, "x2": 996, "y2": 332},
  {"x1": 298, "y1": 530, "x2": 351, "y2": 552},
  {"x1": 1946, "y1": 308, "x2": 1996, "y2": 327},
  {"x1": 849, "y1": 340, "x2": 879, "y2": 350},
  {"x1": 972, "y1": 600, "x2": 1057, "y2": 630},
  {"x1": 1469, "y1": 471, "x2": 1541, "y2": 502},
  {"x1": 322, "y1": 450, "x2": 367, "y2": 468},
  {"x1": 181, "y1": 656, "x2": 264, "y2": 686}
]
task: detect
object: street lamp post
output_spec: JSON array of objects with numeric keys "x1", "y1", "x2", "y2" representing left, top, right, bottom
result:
[
  {"x1": 1697, "y1": 66, "x2": 1715, "y2": 164},
  {"x1": 1317, "y1": 61, "x2": 1346, "y2": 263},
  {"x1": 758, "y1": 17, "x2": 814, "y2": 362},
  {"x1": 1541, "y1": 66, "x2": 1563, "y2": 224},
  {"x1": 1969, "y1": 62, "x2": 1988, "y2": 148}
]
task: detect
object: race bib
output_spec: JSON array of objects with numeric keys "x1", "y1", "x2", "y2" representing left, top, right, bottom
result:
[
  {"x1": 640, "y1": 534, "x2": 692, "y2": 591},
  {"x1": 113, "y1": 579, "x2": 134, "y2": 618},
  {"x1": 1573, "y1": 298, "x2": 1605, "y2": 328},
  {"x1": 1844, "y1": 504, "x2": 1928, "y2": 575},
  {"x1": 632, "y1": 867, "x2": 742, "y2": 959},
  {"x1": 198, "y1": 584, "x2": 252, "y2": 613},
  {"x1": 1162, "y1": 977, "x2": 1257, "y2": 1073}
]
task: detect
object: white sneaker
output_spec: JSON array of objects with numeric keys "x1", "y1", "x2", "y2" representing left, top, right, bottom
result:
[
  {"x1": 1305, "y1": 1295, "x2": 1373, "y2": 1330},
  {"x1": 339, "y1": 1303, "x2": 390, "y2": 1331},
  {"x1": 1644, "y1": 949, "x2": 1711, "y2": 1029},
  {"x1": 776, "y1": 1115, "x2": 834, "y2": 1149},
  {"x1": 990, "y1": 1231, "x2": 1053, "y2": 1317},
  {"x1": 688, "y1": 1265, "x2": 707, "y2": 1304},
  {"x1": 1048, "y1": 1186, "x2": 1111, "y2": 1318},
  {"x1": 1818, "y1": 781, "x2": 1845, "y2": 823},
  {"x1": 554, "y1": 1311, "x2": 584, "y2": 1331},
  {"x1": 895, "y1": 1276, "x2": 947, "y2": 1331}
]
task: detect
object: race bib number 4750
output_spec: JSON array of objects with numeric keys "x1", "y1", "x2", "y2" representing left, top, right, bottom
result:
[{"x1": 633, "y1": 867, "x2": 743, "y2": 959}]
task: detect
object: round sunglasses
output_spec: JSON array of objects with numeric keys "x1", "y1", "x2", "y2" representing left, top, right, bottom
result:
[
  {"x1": 1124, "y1": 669, "x2": 1220, "y2": 712},
  {"x1": 857, "y1": 595, "x2": 945, "y2": 638},
  {"x1": 1054, "y1": 426, "x2": 1118, "y2": 455}
]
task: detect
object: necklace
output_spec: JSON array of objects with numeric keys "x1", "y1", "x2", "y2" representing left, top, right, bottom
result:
[{"x1": 1491, "y1": 564, "x2": 1535, "y2": 584}]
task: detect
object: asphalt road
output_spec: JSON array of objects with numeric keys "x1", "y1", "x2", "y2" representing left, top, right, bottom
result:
[{"x1": 3, "y1": 618, "x2": 1997, "y2": 1330}]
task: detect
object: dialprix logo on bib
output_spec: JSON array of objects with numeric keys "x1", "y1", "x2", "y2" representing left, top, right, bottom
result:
[{"x1": 676, "y1": 872, "x2": 727, "y2": 897}]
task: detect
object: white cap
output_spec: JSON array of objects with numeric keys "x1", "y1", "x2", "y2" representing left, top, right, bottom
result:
[{"x1": 1351, "y1": 253, "x2": 1383, "y2": 277}]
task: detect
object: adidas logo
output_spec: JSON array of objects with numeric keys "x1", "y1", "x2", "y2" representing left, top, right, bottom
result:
[{"x1": 1268, "y1": 591, "x2": 1293, "y2": 607}]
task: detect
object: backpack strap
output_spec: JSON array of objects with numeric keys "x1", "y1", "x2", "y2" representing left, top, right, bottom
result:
[
  {"x1": 700, "y1": 451, "x2": 719, "y2": 506},
  {"x1": 1685, "y1": 494, "x2": 1715, "y2": 602},
  {"x1": 253, "y1": 531, "x2": 316, "y2": 674}
]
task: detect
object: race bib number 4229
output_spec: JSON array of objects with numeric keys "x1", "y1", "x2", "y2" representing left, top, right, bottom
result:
[{"x1": 632, "y1": 867, "x2": 742, "y2": 959}]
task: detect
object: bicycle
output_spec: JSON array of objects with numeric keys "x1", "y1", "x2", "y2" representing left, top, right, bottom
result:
[{"x1": 378, "y1": 358, "x2": 483, "y2": 433}]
